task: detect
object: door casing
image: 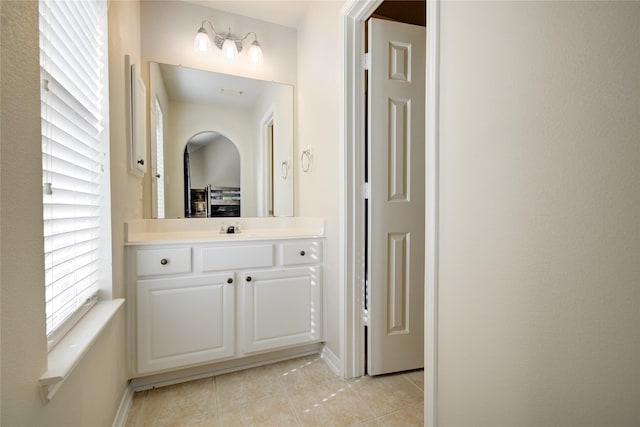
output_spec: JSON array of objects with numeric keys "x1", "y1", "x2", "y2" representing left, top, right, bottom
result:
[{"x1": 340, "y1": 0, "x2": 440, "y2": 425}]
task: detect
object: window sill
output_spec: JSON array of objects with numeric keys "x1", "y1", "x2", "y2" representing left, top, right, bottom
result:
[{"x1": 38, "y1": 299, "x2": 125, "y2": 403}]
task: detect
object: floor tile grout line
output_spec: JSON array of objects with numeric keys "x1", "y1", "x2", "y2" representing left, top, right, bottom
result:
[
  {"x1": 346, "y1": 378, "x2": 385, "y2": 424},
  {"x1": 347, "y1": 377, "x2": 381, "y2": 425},
  {"x1": 275, "y1": 360, "x2": 304, "y2": 426},
  {"x1": 346, "y1": 373, "x2": 425, "y2": 421},
  {"x1": 378, "y1": 400, "x2": 424, "y2": 420},
  {"x1": 133, "y1": 389, "x2": 147, "y2": 426},
  {"x1": 213, "y1": 375, "x2": 222, "y2": 427},
  {"x1": 402, "y1": 371, "x2": 426, "y2": 393},
  {"x1": 286, "y1": 376, "x2": 379, "y2": 427},
  {"x1": 283, "y1": 383, "x2": 305, "y2": 427}
]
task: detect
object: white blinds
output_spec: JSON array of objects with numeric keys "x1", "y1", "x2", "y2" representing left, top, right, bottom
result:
[{"x1": 39, "y1": 0, "x2": 109, "y2": 342}]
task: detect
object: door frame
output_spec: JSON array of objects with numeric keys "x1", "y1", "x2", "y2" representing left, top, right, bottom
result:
[
  {"x1": 258, "y1": 107, "x2": 275, "y2": 216},
  {"x1": 340, "y1": 1, "x2": 440, "y2": 425}
]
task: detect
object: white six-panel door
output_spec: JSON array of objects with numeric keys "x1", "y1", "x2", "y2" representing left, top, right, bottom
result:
[{"x1": 367, "y1": 18, "x2": 426, "y2": 375}]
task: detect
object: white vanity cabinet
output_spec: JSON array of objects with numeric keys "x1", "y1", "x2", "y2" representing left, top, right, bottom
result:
[{"x1": 128, "y1": 237, "x2": 323, "y2": 376}]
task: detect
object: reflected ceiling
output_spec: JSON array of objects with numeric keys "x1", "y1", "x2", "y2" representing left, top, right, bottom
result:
[{"x1": 159, "y1": 63, "x2": 272, "y2": 109}]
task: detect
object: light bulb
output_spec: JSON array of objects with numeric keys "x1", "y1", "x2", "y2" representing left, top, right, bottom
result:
[
  {"x1": 194, "y1": 27, "x2": 210, "y2": 52},
  {"x1": 248, "y1": 40, "x2": 263, "y2": 64},
  {"x1": 222, "y1": 38, "x2": 238, "y2": 59}
]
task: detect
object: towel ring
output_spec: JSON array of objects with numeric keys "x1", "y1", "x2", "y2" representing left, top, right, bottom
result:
[{"x1": 301, "y1": 149, "x2": 312, "y2": 173}]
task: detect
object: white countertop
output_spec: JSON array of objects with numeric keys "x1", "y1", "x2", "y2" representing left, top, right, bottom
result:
[{"x1": 125, "y1": 217, "x2": 324, "y2": 245}]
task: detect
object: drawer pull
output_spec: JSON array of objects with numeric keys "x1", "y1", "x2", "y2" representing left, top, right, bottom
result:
[
  {"x1": 246, "y1": 276, "x2": 252, "y2": 282},
  {"x1": 300, "y1": 250, "x2": 306, "y2": 256},
  {"x1": 160, "y1": 258, "x2": 168, "y2": 265},
  {"x1": 227, "y1": 278, "x2": 233, "y2": 284}
]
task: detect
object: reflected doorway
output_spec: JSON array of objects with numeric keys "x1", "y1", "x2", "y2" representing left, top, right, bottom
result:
[
  {"x1": 259, "y1": 108, "x2": 276, "y2": 217},
  {"x1": 183, "y1": 131, "x2": 241, "y2": 218},
  {"x1": 151, "y1": 97, "x2": 166, "y2": 219}
]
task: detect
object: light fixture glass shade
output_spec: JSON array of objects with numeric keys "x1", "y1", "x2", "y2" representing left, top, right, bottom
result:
[
  {"x1": 194, "y1": 28, "x2": 210, "y2": 52},
  {"x1": 248, "y1": 40, "x2": 263, "y2": 64},
  {"x1": 222, "y1": 38, "x2": 238, "y2": 59}
]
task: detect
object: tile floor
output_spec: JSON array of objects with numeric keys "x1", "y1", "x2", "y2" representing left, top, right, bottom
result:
[{"x1": 125, "y1": 354, "x2": 424, "y2": 427}]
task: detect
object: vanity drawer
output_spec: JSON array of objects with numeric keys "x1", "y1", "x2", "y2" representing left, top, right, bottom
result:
[
  {"x1": 280, "y1": 241, "x2": 323, "y2": 266},
  {"x1": 136, "y1": 247, "x2": 192, "y2": 277},
  {"x1": 201, "y1": 244, "x2": 274, "y2": 272}
]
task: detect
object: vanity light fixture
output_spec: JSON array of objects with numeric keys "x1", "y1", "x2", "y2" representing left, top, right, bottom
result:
[{"x1": 194, "y1": 20, "x2": 263, "y2": 64}]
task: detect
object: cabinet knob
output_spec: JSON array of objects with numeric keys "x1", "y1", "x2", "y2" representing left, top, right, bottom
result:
[
  {"x1": 227, "y1": 278, "x2": 233, "y2": 284},
  {"x1": 137, "y1": 159, "x2": 145, "y2": 166},
  {"x1": 246, "y1": 276, "x2": 252, "y2": 282},
  {"x1": 300, "y1": 250, "x2": 306, "y2": 256},
  {"x1": 160, "y1": 258, "x2": 168, "y2": 265}
]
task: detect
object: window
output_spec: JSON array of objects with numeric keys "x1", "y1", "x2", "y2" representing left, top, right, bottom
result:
[{"x1": 39, "y1": 0, "x2": 111, "y2": 348}]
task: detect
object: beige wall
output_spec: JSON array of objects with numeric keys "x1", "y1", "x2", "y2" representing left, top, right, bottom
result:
[
  {"x1": 1, "y1": 2, "x2": 48, "y2": 424},
  {"x1": 110, "y1": 0, "x2": 145, "y2": 298},
  {"x1": 0, "y1": 0, "x2": 138, "y2": 425},
  {"x1": 141, "y1": 0, "x2": 297, "y2": 85},
  {"x1": 296, "y1": 1, "x2": 345, "y2": 361},
  {"x1": 437, "y1": 2, "x2": 640, "y2": 425}
]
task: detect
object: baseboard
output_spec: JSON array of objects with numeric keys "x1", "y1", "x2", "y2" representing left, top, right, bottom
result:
[
  {"x1": 130, "y1": 343, "x2": 323, "y2": 391},
  {"x1": 321, "y1": 344, "x2": 342, "y2": 376},
  {"x1": 111, "y1": 381, "x2": 134, "y2": 427}
]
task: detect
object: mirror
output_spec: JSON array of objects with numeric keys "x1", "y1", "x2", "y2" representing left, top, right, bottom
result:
[{"x1": 149, "y1": 62, "x2": 294, "y2": 218}]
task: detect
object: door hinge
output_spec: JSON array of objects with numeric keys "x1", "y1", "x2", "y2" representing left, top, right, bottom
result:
[
  {"x1": 362, "y1": 277, "x2": 370, "y2": 326},
  {"x1": 362, "y1": 53, "x2": 370, "y2": 71},
  {"x1": 362, "y1": 182, "x2": 370, "y2": 200}
]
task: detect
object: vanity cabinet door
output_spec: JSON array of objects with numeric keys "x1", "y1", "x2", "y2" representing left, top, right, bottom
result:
[
  {"x1": 241, "y1": 267, "x2": 322, "y2": 354},
  {"x1": 137, "y1": 274, "x2": 235, "y2": 374}
]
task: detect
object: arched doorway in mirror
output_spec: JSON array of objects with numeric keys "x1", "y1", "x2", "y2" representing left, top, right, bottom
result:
[{"x1": 183, "y1": 131, "x2": 241, "y2": 218}]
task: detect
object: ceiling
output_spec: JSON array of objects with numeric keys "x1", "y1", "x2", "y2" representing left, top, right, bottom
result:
[
  {"x1": 158, "y1": 62, "x2": 277, "y2": 109},
  {"x1": 180, "y1": 0, "x2": 310, "y2": 29},
  {"x1": 182, "y1": 1, "x2": 426, "y2": 33}
]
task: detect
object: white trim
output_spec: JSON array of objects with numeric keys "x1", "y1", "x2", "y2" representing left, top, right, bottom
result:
[
  {"x1": 259, "y1": 107, "x2": 276, "y2": 216},
  {"x1": 320, "y1": 343, "x2": 342, "y2": 376},
  {"x1": 425, "y1": 1, "x2": 441, "y2": 426},
  {"x1": 111, "y1": 382, "x2": 134, "y2": 427},
  {"x1": 39, "y1": 299, "x2": 125, "y2": 403},
  {"x1": 340, "y1": 0, "x2": 384, "y2": 381},
  {"x1": 47, "y1": 293, "x2": 98, "y2": 351},
  {"x1": 130, "y1": 343, "x2": 322, "y2": 391},
  {"x1": 342, "y1": 2, "x2": 440, "y2": 424},
  {"x1": 128, "y1": 60, "x2": 147, "y2": 178}
]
